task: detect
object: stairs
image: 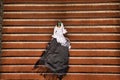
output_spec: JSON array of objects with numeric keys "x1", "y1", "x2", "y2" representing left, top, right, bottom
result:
[{"x1": 0, "y1": 0, "x2": 120, "y2": 80}]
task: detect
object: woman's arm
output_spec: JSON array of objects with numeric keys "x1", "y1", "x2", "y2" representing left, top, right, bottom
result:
[
  {"x1": 61, "y1": 23, "x2": 67, "y2": 34},
  {"x1": 52, "y1": 26, "x2": 57, "y2": 38}
]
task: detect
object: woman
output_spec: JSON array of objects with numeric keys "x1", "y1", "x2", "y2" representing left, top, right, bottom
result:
[{"x1": 34, "y1": 21, "x2": 71, "y2": 80}]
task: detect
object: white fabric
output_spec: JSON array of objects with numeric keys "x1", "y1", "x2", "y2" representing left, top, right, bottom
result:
[{"x1": 52, "y1": 23, "x2": 71, "y2": 49}]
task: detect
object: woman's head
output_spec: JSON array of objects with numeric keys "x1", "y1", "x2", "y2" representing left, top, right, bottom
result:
[{"x1": 57, "y1": 21, "x2": 62, "y2": 27}]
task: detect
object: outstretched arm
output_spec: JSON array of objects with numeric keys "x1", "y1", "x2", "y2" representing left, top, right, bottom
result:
[{"x1": 61, "y1": 23, "x2": 67, "y2": 34}]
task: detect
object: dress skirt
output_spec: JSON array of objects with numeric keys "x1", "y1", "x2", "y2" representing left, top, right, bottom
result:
[{"x1": 34, "y1": 38, "x2": 69, "y2": 78}]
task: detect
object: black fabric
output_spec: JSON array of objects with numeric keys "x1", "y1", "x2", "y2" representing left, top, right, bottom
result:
[{"x1": 34, "y1": 38, "x2": 69, "y2": 80}]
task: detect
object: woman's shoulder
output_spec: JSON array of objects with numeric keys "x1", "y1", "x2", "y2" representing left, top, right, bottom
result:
[{"x1": 55, "y1": 26, "x2": 62, "y2": 30}]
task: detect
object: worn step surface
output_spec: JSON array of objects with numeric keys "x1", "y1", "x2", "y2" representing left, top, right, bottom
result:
[{"x1": 1, "y1": 0, "x2": 120, "y2": 80}]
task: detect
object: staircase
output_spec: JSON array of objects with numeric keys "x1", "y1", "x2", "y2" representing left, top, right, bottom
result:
[{"x1": 0, "y1": 0, "x2": 120, "y2": 80}]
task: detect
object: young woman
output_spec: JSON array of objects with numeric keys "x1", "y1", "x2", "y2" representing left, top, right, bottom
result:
[{"x1": 34, "y1": 21, "x2": 71, "y2": 80}]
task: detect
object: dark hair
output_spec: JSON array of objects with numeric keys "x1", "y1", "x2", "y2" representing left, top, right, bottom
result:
[{"x1": 57, "y1": 21, "x2": 62, "y2": 26}]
